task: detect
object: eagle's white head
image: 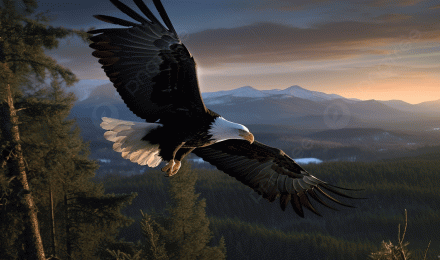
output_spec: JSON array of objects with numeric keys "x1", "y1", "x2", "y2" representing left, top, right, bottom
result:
[{"x1": 208, "y1": 117, "x2": 254, "y2": 144}]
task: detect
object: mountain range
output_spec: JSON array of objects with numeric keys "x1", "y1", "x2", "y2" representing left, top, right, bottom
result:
[
  {"x1": 68, "y1": 82, "x2": 440, "y2": 168},
  {"x1": 202, "y1": 85, "x2": 355, "y2": 103},
  {"x1": 69, "y1": 82, "x2": 440, "y2": 132},
  {"x1": 70, "y1": 80, "x2": 439, "y2": 112}
]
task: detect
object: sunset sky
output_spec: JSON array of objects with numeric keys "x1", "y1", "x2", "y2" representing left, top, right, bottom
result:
[{"x1": 35, "y1": 0, "x2": 440, "y2": 104}]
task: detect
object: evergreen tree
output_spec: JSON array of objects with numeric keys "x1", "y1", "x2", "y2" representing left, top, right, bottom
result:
[
  {"x1": 141, "y1": 161, "x2": 226, "y2": 260},
  {"x1": 0, "y1": 82, "x2": 46, "y2": 260},
  {"x1": 0, "y1": 1, "x2": 137, "y2": 259}
]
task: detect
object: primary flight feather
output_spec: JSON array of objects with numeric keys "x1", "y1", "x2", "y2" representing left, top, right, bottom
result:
[{"x1": 89, "y1": 0, "x2": 358, "y2": 218}]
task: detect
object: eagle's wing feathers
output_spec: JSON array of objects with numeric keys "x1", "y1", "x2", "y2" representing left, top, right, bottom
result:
[
  {"x1": 89, "y1": 0, "x2": 206, "y2": 123},
  {"x1": 193, "y1": 140, "x2": 357, "y2": 218}
]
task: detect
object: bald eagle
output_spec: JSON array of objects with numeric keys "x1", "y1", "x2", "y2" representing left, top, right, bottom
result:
[{"x1": 89, "y1": 0, "x2": 358, "y2": 217}]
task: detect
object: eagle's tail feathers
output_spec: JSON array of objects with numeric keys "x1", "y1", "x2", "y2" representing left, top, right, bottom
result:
[{"x1": 101, "y1": 117, "x2": 163, "y2": 167}]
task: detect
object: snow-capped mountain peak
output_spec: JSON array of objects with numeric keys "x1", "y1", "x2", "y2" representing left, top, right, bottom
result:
[
  {"x1": 262, "y1": 85, "x2": 345, "y2": 102},
  {"x1": 202, "y1": 85, "x2": 346, "y2": 104},
  {"x1": 202, "y1": 86, "x2": 269, "y2": 99}
]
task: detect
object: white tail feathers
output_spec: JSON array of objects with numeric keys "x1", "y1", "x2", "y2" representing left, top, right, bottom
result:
[{"x1": 100, "y1": 117, "x2": 163, "y2": 167}]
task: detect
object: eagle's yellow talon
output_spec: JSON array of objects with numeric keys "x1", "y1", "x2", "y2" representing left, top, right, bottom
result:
[{"x1": 162, "y1": 159, "x2": 181, "y2": 176}]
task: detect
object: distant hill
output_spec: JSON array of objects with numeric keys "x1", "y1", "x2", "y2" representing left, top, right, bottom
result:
[
  {"x1": 63, "y1": 79, "x2": 111, "y2": 101},
  {"x1": 379, "y1": 99, "x2": 415, "y2": 112},
  {"x1": 73, "y1": 83, "x2": 123, "y2": 105},
  {"x1": 415, "y1": 99, "x2": 440, "y2": 112},
  {"x1": 202, "y1": 85, "x2": 348, "y2": 104},
  {"x1": 308, "y1": 128, "x2": 405, "y2": 139},
  {"x1": 70, "y1": 83, "x2": 439, "y2": 131},
  {"x1": 380, "y1": 99, "x2": 440, "y2": 115},
  {"x1": 202, "y1": 86, "x2": 270, "y2": 99},
  {"x1": 67, "y1": 83, "x2": 440, "y2": 173},
  {"x1": 261, "y1": 85, "x2": 347, "y2": 101},
  {"x1": 342, "y1": 99, "x2": 414, "y2": 121},
  {"x1": 69, "y1": 80, "x2": 439, "y2": 116}
]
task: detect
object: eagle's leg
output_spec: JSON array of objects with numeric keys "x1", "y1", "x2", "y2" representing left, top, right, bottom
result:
[
  {"x1": 172, "y1": 147, "x2": 196, "y2": 175},
  {"x1": 162, "y1": 147, "x2": 195, "y2": 177},
  {"x1": 176, "y1": 147, "x2": 195, "y2": 162},
  {"x1": 161, "y1": 160, "x2": 179, "y2": 176},
  {"x1": 160, "y1": 142, "x2": 186, "y2": 177}
]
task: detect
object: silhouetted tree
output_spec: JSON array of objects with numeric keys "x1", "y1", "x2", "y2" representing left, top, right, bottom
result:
[
  {"x1": 0, "y1": 0, "x2": 136, "y2": 259},
  {"x1": 140, "y1": 161, "x2": 226, "y2": 260},
  {"x1": 370, "y1": 210, "x2": 432, "y2": 260},
  {"x1": 0, "y1": 82, "x2": 46, "y2": 260}
]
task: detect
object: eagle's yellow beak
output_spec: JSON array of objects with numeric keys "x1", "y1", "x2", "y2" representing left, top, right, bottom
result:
[{"x1": 239, "y1": 130, "x2": 254, "y2": 144}]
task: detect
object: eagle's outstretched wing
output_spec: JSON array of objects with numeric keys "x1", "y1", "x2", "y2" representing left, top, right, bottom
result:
[
  {"x1": 193, "y1": 140, "x2": 358, "y2": 217},
  {"x1": 88, "y1": 0, "x2": 206, "y2": 123}
]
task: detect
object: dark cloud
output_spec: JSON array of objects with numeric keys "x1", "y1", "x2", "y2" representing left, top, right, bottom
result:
[
  {"x1": 374, "y1": 13, "x2": 412, "y2": 23},
  {"x1": 42, "y1": 0, "x2": 438, "y2": 90},
  {"x1": 254, "y1": 0, "x2": 330, "y2": 11},
  {"x1": 184, "y1": 13, "x2": 439, "y2": 67},
  {"x1": 366, "y1": 0, "x2": 427, "y2": 7},
  {"x1": 247, "y1": 0, "x2": 432, "y2": 11}
]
